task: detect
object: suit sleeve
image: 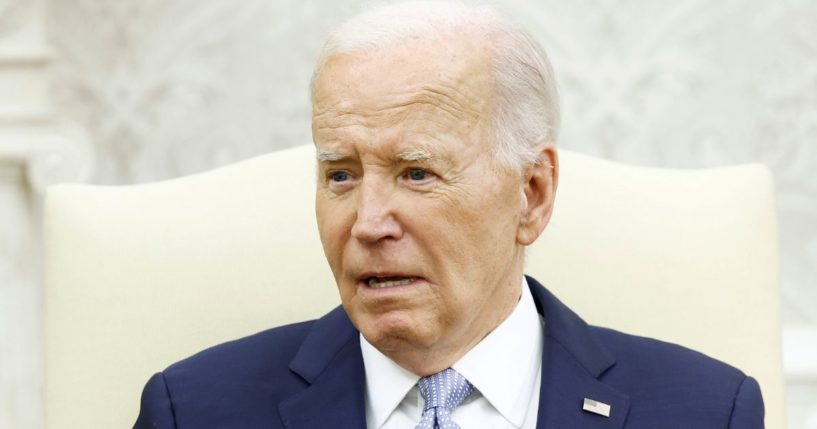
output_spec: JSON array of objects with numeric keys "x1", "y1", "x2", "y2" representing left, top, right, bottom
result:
[
  {"x1": 133, "y1": 372, "x2": 177, "y2": 429},
  {"x1": 728, "y1": 375, "x2": 765, "y2": 429}
]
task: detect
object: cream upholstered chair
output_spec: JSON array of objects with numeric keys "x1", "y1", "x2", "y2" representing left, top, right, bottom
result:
[{"x1": 43, "y1": 145, "x2": 784, "y2": 428}]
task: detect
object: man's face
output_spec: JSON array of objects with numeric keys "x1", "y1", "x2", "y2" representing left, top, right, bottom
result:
[{"x1": 312, "y1": 35, "x2": 534, "y2": 367}]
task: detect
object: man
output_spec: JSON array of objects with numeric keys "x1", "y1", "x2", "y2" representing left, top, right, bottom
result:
[{"x1": 135, "y1": 2, "x2": 764, "y2": 428}]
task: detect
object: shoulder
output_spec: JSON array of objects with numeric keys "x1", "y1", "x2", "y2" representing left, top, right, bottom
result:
[
  {"x1": 164, "y1": 321, "x2": 316, "y2": 413},
  {"x1": 163, "y1": 319, "x2": 315, "y2": 383},
  {"x1": 590, "y1": 326, "x2": 764, "y2": 426},
  {"x1": 138, "y1": 320, "x2": 323, "y2": 427},
  {"x1": 591, "y1": 325, "x2": 746, "y2": 383}
]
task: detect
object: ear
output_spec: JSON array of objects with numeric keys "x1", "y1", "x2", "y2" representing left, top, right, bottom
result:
[{"x1": 517, "y1": 143, "x2": 559, "y2": 245}]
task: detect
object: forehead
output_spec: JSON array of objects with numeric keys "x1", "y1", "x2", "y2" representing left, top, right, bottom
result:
[{"x1": 312, "y1": 33, "x2": 497, "y2": 133}]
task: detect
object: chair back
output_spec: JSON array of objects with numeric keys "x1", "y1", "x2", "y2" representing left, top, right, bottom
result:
[{"x1": 43, "y1": 145, "x2": 784, "y2": 428}]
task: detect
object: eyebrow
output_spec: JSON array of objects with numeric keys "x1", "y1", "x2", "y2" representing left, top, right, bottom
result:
[
  {"x1": 395, "y1": 150, "x2": 434, "y2": 162},
  {"x1": 316, "y1": 150, "x2": 348, "y2": 162},
  {"x1": 316, "y1": 149, "x2": 436, "y2": 163}
]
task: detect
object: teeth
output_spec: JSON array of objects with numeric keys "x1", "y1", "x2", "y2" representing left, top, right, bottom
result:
[{"x1": 367, "y1": 277, "x2": 416, "y2": 289}]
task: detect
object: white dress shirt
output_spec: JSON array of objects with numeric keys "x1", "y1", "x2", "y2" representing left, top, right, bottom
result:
[{"x1": 361, "y1": 278, "x2": 544, "y2": 429}]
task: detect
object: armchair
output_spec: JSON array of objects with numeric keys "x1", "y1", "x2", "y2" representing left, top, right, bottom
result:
[{"x1": 43, "y1": 145, "x2": 784, "y2": 427}]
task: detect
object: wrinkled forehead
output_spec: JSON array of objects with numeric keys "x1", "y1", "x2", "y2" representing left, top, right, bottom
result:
[{"x1": 311, "y1": 33, "x2": 498, "y2": 120}]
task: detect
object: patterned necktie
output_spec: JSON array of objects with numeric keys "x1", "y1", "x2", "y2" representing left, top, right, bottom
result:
[{"x1": 415, "y1": 368, "x2": 474, "y2": 429}]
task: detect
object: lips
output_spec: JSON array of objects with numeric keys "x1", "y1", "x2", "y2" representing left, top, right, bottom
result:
[{"x1": 366, "y1": 276, "x2": 418, "y2": 289}]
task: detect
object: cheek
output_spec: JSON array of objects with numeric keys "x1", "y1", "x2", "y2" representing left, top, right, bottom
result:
[
  {"x1": 315, "y1": 198, "x2": 352, "y2": 270},
  {"x1": 428, "y1": 180, "x2": 521, "y2": 280},
  {"x1": 452, "y1": 180, "x2": 519, "y2": 243},
  {"x1": 408, "y1": 201, "x2": 488, "y2": 281}
]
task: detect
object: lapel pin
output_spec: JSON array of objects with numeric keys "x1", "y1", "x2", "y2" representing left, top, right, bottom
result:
[{"x1": 583, "y1": 398, "x2": 611, "y2": 418}]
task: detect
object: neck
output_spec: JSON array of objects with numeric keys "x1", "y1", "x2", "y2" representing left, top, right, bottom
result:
[{"x1": 387, "y1": 275, "x2": 524, "y2": 376}]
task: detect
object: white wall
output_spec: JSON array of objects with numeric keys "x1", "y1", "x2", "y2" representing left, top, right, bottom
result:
[
  {"x1": 0, "y1": 1, "x2": 87, "y2": 428},
  {"x1": 0, "y1": 0, "x2": 814, "y2": 427}
]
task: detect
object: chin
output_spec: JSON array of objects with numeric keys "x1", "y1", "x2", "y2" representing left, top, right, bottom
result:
[{"x1": 357, "y1": 311, "x2": 436, "y2": 352}]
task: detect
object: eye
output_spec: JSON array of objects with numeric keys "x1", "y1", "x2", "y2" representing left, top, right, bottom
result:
[
  {"x1": 407, "y1": 168, "x2": 428, "y2": 181},
  {"x1": 401, "y1": 167, "x2": 437, "y2": 189},
  {"x1": 330, "y1": 171, "x2": 351, "y2": 182}
]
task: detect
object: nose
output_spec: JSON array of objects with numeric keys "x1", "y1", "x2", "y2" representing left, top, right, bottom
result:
[{"x1": 351, "y1": 176, "x2": 403, "y2": 243}]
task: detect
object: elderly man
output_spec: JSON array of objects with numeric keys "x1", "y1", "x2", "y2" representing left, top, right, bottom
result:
[{"x1": 135, "y1": 2, "x2": 764, "y2": 428}]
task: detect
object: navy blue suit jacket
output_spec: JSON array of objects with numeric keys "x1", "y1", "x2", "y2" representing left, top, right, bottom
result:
[{"x1": 135, "y1": 276, "x2": 764, "y2": 428}]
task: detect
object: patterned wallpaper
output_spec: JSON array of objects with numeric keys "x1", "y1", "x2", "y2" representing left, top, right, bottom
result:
[
  {"x1": 21, "y1": 0, "x2": 817, "y2": 426},
  {"x1": 47, "y1": 0, "x2": 817, "y2": 322}
]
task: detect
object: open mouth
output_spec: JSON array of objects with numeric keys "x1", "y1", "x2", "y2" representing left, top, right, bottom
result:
[{"x1": 366, "y1": 276, "x2": 418, "y2": 289}]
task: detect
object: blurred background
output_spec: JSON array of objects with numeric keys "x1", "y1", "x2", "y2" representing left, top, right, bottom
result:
[{"x1": 1, "y1": 0, "x2": 815, "y2": 427}]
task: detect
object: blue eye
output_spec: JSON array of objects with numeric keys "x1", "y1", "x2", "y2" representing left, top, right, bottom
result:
[
  {"x1": 330, "y1": 171, "x2": 350, "y2": 182},
  {"x1": 407, "y1": 168, "x2": 427, "y2": 181}
]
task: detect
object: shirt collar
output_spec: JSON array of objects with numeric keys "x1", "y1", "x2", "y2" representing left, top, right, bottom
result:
[
  {"x1": 360, "y1": 277, "x2": 544, "y2": 428},
  {"x1": 453, "y1": 277, "x2": 543, "y2": 427},
  {"x1": 360, "y1": 333, "x2": 419, "y2": 428}
]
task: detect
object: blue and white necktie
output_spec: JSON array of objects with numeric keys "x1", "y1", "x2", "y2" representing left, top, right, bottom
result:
[{"x1": 415, "y1": 368, "x2": 474, "y2": 429}]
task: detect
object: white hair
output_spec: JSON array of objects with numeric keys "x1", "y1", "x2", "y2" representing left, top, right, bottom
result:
[{"x1": 310, "y1": 1, "x2": 560, "y2": 171}]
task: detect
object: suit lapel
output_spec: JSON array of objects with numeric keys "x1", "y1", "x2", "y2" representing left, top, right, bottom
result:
[
  {"x1": 278, "y1": 279, "x2": 629, "y2": 429},
  {"x1": 527, "y1": 276, "x2": 630, "y2": 428},
  {"x1": 278, "y1": 307, "x2": 367, "y2": 429}
]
